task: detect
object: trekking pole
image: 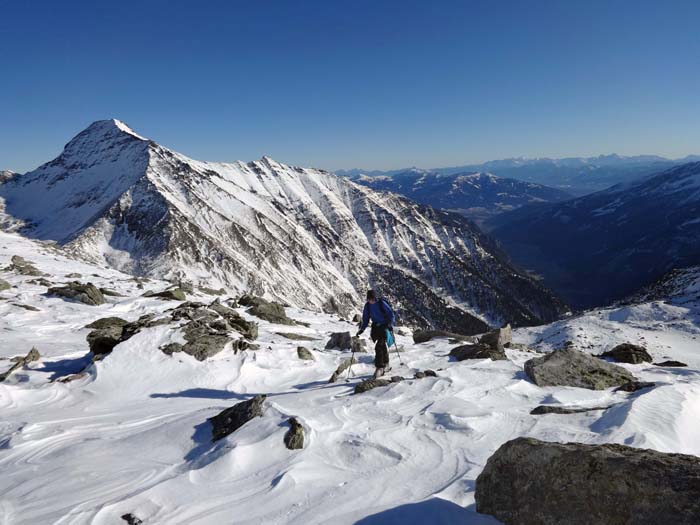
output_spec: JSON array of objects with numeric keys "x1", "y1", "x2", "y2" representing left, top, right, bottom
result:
[
  {"x1": 392, "y1": 337, "x2": 404, "y2": 366},
  {"x1": 346, "y1": 347, "x2": 356, "y2": 382}
]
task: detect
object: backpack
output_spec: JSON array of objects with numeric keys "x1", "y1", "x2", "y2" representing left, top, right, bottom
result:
[{"x1": 377, "y1": 297, "x2": 395, "y2": 327}]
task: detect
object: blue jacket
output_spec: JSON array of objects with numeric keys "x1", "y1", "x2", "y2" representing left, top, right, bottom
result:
[{"x1": 360, "y1": 298, "x2": 395, "y2": 331}]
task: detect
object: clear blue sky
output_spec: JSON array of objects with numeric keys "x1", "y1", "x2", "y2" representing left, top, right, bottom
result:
[{"x1": 1, "y1": 0, "x2": 699, "y2": 172}]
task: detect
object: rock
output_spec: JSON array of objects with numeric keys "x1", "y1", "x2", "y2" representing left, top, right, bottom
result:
[
  {"x1": 354, "y1": 378, "x2": 392, "y2": 394},
  {"x1": 475, "y1": 437, "x2": 700, "y2": 525},
  {"x1": 199, "y1": 286, "x2": 226, "y2": 296},
  {"x1": 0, "y1": 347, "x2": 40, "y2": 382},
  {"x1": 530, "y1": 405, "x2": 610, "y2": 415},
  {"x1": 524, "y1": 347, "x2": 634, "y2": 389},
  {"x1": 414, "y1": 369, "x2": 438, "y2": 379},
  {"x1": 350, "y1": 335, "x2": 367, "y2": 353},
  {"x1": 283, "y1": 417, "x2": 304, "y2": 450},
  {"x1": 654, "y1": 360, "x2": 688, "y2": 367},
  {"x1": 390, "y1": 375, "x2": 404, "y2": 383},
  {"x1": 12, "y1": 303, "x2": 40, "y2": 311},
  {"x1": 209, "y1": 395, "x2": 266, "y2": 442},
  {"x1": 121, "y1": 314, "x2": 172, "y2": 340},
  {"x1": 56, "y1": 372, "x2": 87, "y2": 383},
  {"x1": 396, "y1": 327, "x2": 411, "y2": 336},
  {"x1": 27, "y1": 277, "x2": 51, "y2": 287},
  {"x1": 450, "y1": 343, "x2": 507, "y2": 361},
  {"x1": 208, "y1": 301, "x2": 258, "y2": 340},
  {"x1": 328, "y1": 357, "x2": 356, "y2": 383},
  {"x1": 413, "y1": 330, "x2": 475, "y2": 344},
  {"x1": 87, "y1": 325, "x2": 124, "y2": 355},
  {"x1": 161, "y1": 342, "x2": 184, "y2": 355},
  {"x1": 351, "y1": 313, "x2": 362, "y2": 323},
  {"x1": 0, "y1": 278, "x2": 10, "y2": 291},
  {"x1": 180, "y1": 320, "x2": 232, "y2": 361},
  {"x1": 479, "y1": 324, "x2": 512, "y2": 349},
  {"x1": 247, "y1": 299, "x2": 297, "y2": 325},
  {"x1": 276, "y1": 332, "x2": 317, "y2": 341},
  {"x1": 144, "y1": 288, "x2": 187, "y2": 301},
  {"x1": 65, "y1": 272, "x2": 82, "y2": 278},
  {"x1": 47, "y1": 281, "x2": 106, "y2": 306},
  {"x1": 121, "y1": 513, "x2": 143, "y2": 525},
  {"x1": 297, "y1": 347, "x2": 315, "y2": 361},
  {"x1": 600, "y1": 343, "x2": 652, "y2": 364},
  {"x1": 325, "y1": 332, "x2": 352, "y2": 350},
  {"x1": 615, "y1": 380, "x2": 656, "y2": 392},
  {"x1": 84, "y1": 317, "x2": 128, "y2": 330},
  {"x1": 6, "y1": 255, "x2": 43, "y2": 276},
  {"x1": 99, "y1": 287, "x2": 124, "y2": 297}
]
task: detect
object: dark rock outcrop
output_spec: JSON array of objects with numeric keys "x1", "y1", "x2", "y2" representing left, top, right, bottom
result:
[
  {"x1": 6, "y1": 255, "x2": 43, "y2": 276},
  {"x1": 450, "y1": 343, "x2": 507, "y2": 361},
  {"x1": 144, "y1": 287, "x2": 187, "y2": 301},
  {"x1": 615, "y1": 381, "x2": 656, "y2": 393},
  {"x1": 47, "y1": 281, "x2": 106, "y2": 306},
  {"x1": 600, "y1": 343, "x2": 652, "y2": 364},
  {"x1": 209, "y1": 395, "x2": 266, "y2": 442},
  {"x1": 354, "y1": 378, "x2": 391, "y2": 394},
  {"x1": 654, "y1": 360, "x2": 688, "y2": 367},
  {"x1": 297, "y1": 347, "x2": 315, "y2": 361},
  {"x1": 0, "y1": 278, "x2": 10, "y2": 291},
  {"x1": 27, "y1": 277, "x2": 52, "y2": 287},
  {"x1": 413, "y1": 370, "x2": 437, "y2": 379},
  {"x1": 475, "y1": 437, "x2": 700, "y2": 525},
  {"x1": 524, "y1": 347, "x2": 634, "y2": 389},
  {"x1": 530, "y1": 405, "x2": 610, "y2": 415},
  {"x1": 351, "y1": 336, "x2": 367, "y2": 353},
  {"x1": 325, "y1": 332, "x2": 352, "y2": 350},
  {"x1": 208, "y1": 301, "x2": 258, "y2": 340},
  {"x1": 413, "y1": 329, "x2": 475, "y2": 344},
  {"x1": 85, "y1": 317, "x2": 128, "y2": 330},
  {"x1": 283, "y1": 417, "x2": 304, "y2": 450},
  {"x1": 479, "y1": 324, "x2": 512, "y2": 349},
  {"x1": 243, "y1": 296, "x2": 297, "y2": 325},
  {"x1": 0, "y1": 347, "x2": 40, "y2": 382},
  {"x1": 121, "y1": 513, "x2": 143, "y2": 525}
]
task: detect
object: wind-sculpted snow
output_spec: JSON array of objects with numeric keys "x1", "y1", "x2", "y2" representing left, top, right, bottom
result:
[
  {"x1": 0, "y1": 120, "x2": 564, "y2": 330},
  {"x1": 0, "y1": 230, "x2": 698, "y2": 524}
]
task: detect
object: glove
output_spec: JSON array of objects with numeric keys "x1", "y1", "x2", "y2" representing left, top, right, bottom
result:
[{"x1": 356, "y1": 328, "x2": 364, "y2": 337}]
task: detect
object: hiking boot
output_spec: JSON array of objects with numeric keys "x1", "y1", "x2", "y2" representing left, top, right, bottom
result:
[{"x1": 373, "y1": 367, "x2": 385, "y2": 379}]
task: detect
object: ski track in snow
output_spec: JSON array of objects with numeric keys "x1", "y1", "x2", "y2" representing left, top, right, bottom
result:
[{"x1": 0, "y1": 230, "x2": 699, "y2": 524}]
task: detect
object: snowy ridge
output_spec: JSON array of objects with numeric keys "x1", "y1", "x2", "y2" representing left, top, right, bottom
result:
[
  {"x1": 0, "y1": 120, "x2": 565, "y2": 330},
  {"x1": 0, "y1": 230, "x2": 698, "y2": 523}
]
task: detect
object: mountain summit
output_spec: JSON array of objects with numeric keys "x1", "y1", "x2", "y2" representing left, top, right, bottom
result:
[{"x1": 0, "y1": 120, "x2": 565, "y2": 329}]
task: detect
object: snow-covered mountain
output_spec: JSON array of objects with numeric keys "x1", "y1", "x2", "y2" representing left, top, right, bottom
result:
[
  {"x1": 338, "y1": 154, "x2": 699, "y2": 196},
  {"x1": 348, "y1": 169, "x2": 571, "y2": 225},
  {"x1": 0, "y1": 119, "x2": 565, "y2": 330},
  {"x1": 488, "y1": 161, "x2": 700, "y2": 309}
]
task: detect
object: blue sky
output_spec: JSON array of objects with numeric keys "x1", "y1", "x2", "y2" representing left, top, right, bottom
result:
[{"x1": 1, "y1": 0, "x2": 699, "y2": 172}]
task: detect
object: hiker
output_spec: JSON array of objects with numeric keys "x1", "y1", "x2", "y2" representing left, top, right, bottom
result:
[{"x1": 356, "y1": 289, "x2": 395, "y2": 379}]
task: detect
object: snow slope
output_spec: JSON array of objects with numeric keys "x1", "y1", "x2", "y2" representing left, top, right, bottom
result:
[
  {"x1": 0, "y1": 120, "x2": 564, "y2": 330},
  {"x1": 1, "y1": 230, "x2": 698, "y2": 524}
]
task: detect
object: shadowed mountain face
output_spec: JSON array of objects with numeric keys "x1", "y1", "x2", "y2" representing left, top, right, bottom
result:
[
  {"x1": 0, "y1": 120, "x2": 566, "y2": 331},
  {"x1": 488, "y1": 162, "x2": 700, "y2": 309},
  {"x1": 348, "y1": 169, "x2": 571, "y2": 225}
]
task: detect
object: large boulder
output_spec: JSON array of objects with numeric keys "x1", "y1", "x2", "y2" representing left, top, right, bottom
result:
[
  {"x1": 297, "y1": 347, "x2": 315, "y2": 361},
  {"x1": 524, "y1": 347, "x2": 634, "y2": 389},
  {"x1": 144, "y1": 288, "x2": 187, "y2": 301},
  {"x1": 283, "y1": 417, "x2": 304, "y2": 450},
  {"x1": 47, "y1": 282, "x2": 105, "y2": 306},
  {"x1": 328, "y1": 357, "x2": 356, "y2": 383},
  {"x1": 599, "y1": 343, "x2": 652, "y2": 364},
  {"x1": 209, "y1": 301, "x2": 258, "y2": 340},
  {"x1": 475, "y1": 437, "x2": 700, "y2": 525},
  {"x1": 354, "y1": 378, "x2": 391, "y2": 394},
  {"x1": 244, "y1": 297, "x2": 297, "y2": 325},
  {"x1": 209, "y1": 395, "x2": 266, "y2": 442},
  {"x1": 179, "y1": 320, "x2": 232, "y2": 361},
  {"x1": 413, "y1": 330, "x2": 475, "y2": 344},
  {"x1": 325, "y1": 332, "x2": 352, "y2": 350},
  {"x1": 86, "y1": 324, "x2": 124, "y2": 355},
  {"x1": 450, "y1": 343, "x2": 507, "y2": 361},
  {"x1": 85, "y1": 317, "x2": 128, "y2": 330}
]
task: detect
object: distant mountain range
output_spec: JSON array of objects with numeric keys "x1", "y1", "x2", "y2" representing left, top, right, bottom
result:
[
  {"x1": 347, "y1": 169, "x2": 572, "y2": 224},
  {"x1": 338, "y1": 154, "x2": 700, "y2": 196},
  {"x1": 0, "y1": 119, "x2": 566, "y2": 330},
  {"x1": 488, "y1": 161, "x2": 700, "y2": 309}
]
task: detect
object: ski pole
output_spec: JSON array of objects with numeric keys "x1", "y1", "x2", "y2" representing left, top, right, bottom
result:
[
  {"x1": 392, "y1": 336, "x2": 404, "y2": 366},
  {"x1": 346, "y1": 347, "x2": 356, "y2": 382}
]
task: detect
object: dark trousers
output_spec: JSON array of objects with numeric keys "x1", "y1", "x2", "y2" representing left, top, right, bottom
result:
[{"x1": 370, "y1": 324, "x2": 390, "y2": 368}]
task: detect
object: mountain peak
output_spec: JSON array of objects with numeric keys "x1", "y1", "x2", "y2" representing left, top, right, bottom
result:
[{"x1": 79, "y1": 118, "x2": 148, "y2": 141}]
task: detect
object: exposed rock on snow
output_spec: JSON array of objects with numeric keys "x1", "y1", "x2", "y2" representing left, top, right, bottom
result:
[
  {"x1": 47, "y1": 281, "x2": 105, "y2": 305},
  {"x1": 276, "y1": 332, "x2": 317, "y2": 341},
  {"x1": 615, "y1": 381, "x2": 656, "y2": 393},
  {"x1": 530, "y1": 405, "x2": 610, "y2": 415},
  {"x1": 413, "y1": 370, "x2": 437, "y2": 379},
  {"x1": 208, "y1": 301, "x2": 258, "y2": 340},
  {"x1": 328, "y1": 357, "x2": 356, "y2": 383},
  {"x1": 6, "y1": 255, "x2": 43, "y2": 276},
  {"x1": 241, "y1": 296, "x2": 298, "y2": 325},
  {"x1": 654, "y1": 360, "x2": 688, "y2": 367},
  {"x1": 120, "y1": 513, "x2": 143, "y2": 525},
  {"x1": 27, "y1": 277, "x2": 51, "y2": 287},
  {"x1": 86, "y1": 321, "x2": 126, "y2": 356},
  {"x1": 351, "y1": 336, "x2": 367, "y2": 353},
  {"x1": 209, "y1": 395, "x2": 266, "y2": 442},
  {"x1": 479, "y1": 324, "x2": 512, "y2": 349},
  {"x1": 524, "y1": 347, "x2": 634, "y2": 389},
  {"x1": 283, "y1": 418, "x2": 304, "y2": 450},
  {"x1": 475, "y1": 437, "x2": 700, "y2": 525},
  {"x1": 354, "y1": 378, "x2": 392, "y2": 394},
  {"x1": 599, "y1": 342, "x2": 652, "y2": 364},
  {"x1": 325, "y1": 332, "x2": 352, "y2": 350},
  {"x1": 450, "y1": 343, "x2": 507, "y2": 361},
  {"x1": 0, "y1": 278, "x2": 10, "y2": 291},
  {"x1": 0, "y1": 347, "x2": 40, "y2": 382},
  {"x1": 413, "y1": 329, "x2": 475, "y2": 344},
  {"x1": 296, "y1": 347, "x2": 314, "y2": 361},
  {"x1": 143, "y1": 287, "x2": 186, "y2": 301}
]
